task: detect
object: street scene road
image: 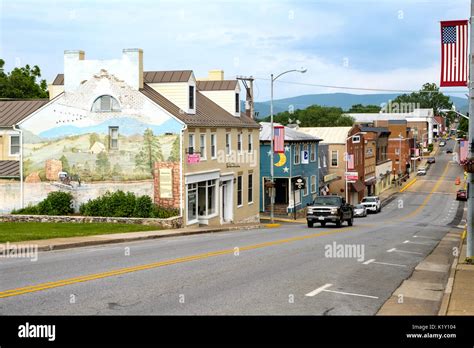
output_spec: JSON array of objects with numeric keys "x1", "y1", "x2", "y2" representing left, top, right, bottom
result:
[{"x1": 0, "y1": 140, "x2": 464, "y2": 315}]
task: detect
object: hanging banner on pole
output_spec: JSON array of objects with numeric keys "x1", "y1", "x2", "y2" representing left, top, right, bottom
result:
[{"x1": 440, "y1": 20, "x2": 468, "y2": 87}]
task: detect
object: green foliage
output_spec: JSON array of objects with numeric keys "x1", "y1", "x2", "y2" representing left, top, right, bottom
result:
[
  {"x1": 60, "y1": 155, "x2": 70, "y2": 173},
  {"x1": 263, "y1": 105, "x2": 354, "y2": 127},
  {"x1": 0, "y1": 59, "x2": 48, "y2": 98},
  {"x1": 427, "y1": 143, "x2": 434, "y2": 152},
  {"x1": 12, "y1": 191, "x2": 74, "y2": 215},
  {"x1": 168, "y1": 136, "x2": 180, "y2": 162},
  {"x1": 89, "y1": 133, "x2": 101, "y2": 147},
  {"x1": 459, "y1": 117, "x2": 469, "y2": 134},
  {"x1": 347, "y1": 104, "x2": 381, "y2": 113},
  {"x1": 96, "y1": 152, "x2": 111, "y2": 177},
  {"x1": 79, "y1": 191, "x2": 178, "y2": 218},
  {"x1": 391, "y1": 83, "x2": 453, "y2": 115},
  {"x1": 135, "y1": 129, "x2": 163, "y2": 174}
]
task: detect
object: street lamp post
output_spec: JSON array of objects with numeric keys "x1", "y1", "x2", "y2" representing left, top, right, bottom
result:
[{"x1": 270, "y1": 68, "x2": 307, "y2": 223}]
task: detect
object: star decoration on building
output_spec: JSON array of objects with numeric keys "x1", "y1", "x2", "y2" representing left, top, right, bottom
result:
[
  {"x1": 267, "y1": 150, "x2": 272, "y2": 156},
  {"x1": 283, "y1": 167, "x2": 289, "y2": 173},
  {"x1": 284, "y1": 145, "x2": 290, "y2": 152}
]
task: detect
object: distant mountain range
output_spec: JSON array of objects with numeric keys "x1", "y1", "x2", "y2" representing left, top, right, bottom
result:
[
  {"x1": 251, "y1": 93, "x2": 468, "y2": 119},
  {"x1": 38, "y1": 117, "x2": 181, "y2": 139}
]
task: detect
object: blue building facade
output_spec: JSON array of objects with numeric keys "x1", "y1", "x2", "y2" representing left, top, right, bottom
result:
[{"x1": 259, "y1": 123, "x2": 321, "y2": 215}]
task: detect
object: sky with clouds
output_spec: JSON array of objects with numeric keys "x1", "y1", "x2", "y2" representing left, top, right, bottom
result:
[{"x1": 0, "y1": 0, "x2": 470, "y2": 101}]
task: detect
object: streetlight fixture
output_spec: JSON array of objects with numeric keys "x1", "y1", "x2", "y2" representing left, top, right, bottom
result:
[{"x1": 269, "y1": 68, "x2": 307, "y2": 223}]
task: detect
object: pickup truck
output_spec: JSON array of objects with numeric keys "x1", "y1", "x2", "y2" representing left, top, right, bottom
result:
[
  {"x1": 360, "y1": 196, "x2": 381, "y2": 213},
  {"x1": 306, "y1": 196, "x2": 354, "y2": 228}
]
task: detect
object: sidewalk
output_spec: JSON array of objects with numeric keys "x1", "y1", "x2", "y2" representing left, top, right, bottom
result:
[
  {"x1": 0, "y1": 222, "x2": 262, "y2": 254},
  {"x1": 442, "y1": 234, "x2": 474, "y2": 315}
]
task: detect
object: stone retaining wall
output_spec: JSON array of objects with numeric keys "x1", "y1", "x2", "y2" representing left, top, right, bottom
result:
[{"x1": 0, "y1": 214, "x2": 182, "y2": 229}]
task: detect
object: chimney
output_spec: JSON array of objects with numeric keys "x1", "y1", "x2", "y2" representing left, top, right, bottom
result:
[
  {"x1": 208, "y1": 70, "x2": 224, "y2": 81},
  {"x1": 64, "y1": 50, "x2": 85, "y2": 92},
  {"x1": 122, "y1": 48, "x2": 143, "y2": 90}
]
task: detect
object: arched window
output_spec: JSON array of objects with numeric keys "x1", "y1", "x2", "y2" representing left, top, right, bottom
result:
[{"x1": 91, "y1": 95, "x2": 121, "y2": 112}]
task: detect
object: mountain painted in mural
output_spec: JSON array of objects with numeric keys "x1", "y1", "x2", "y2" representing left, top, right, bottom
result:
[{"x1": 38, "y1": 117, "x2": 182, "y2": 139}]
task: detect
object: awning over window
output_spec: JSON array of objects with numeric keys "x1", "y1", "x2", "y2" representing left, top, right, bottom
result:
[{"x1": 351, "y1": 180, "x2": 365, "y2": 192}]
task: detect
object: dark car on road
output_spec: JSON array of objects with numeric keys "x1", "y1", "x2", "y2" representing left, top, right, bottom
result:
[
  {"x1": 306, "y1": 196, "x2": 354, "y2": 228},
  {"x1": 456, "y1": 189, "x2": 467, "y2": 201},
  {"x1": 427, "y1": 157, "x2": 436, "y2": 164}
]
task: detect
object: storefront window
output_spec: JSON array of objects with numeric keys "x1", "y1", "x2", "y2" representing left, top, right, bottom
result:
[
  {"x1": 187, "y1": 183, "x2": 197, "y2": 222},
  {"x1": 195, "y1": 180, "x2": 216, "y2": 217}
]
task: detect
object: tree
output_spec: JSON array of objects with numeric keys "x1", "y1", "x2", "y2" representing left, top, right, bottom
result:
[
  {"x1": 59, "y1": 155, "x2": 70, "y2": 173},
  {"x1": 96, "y1": 152, "x2": 111, "y2": 177},
  {"x1": 347, "y1": 104, "x2": 381, "y2": 113},
  {"x1": 89, "y1": 133, "x2": 101, "y2": 147},
  {"x1": 391, "y1": 83, "x2": 453, "y2": 115},
  {"x1": 0, "y1": 59, "x2": 48, "y2": 98},
  {"x1": 168, "y1": 135, "x2": 180, "y2": 162},
  {"x1": 263, "y1": 105, "x2": 354, "y2": 127},
  {"x1": 135, "y1": 129, "x2": 163, "y2": 174}
]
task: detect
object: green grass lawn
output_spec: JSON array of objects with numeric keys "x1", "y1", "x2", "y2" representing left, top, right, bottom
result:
[{"x1": 0, "y1": 222, "x2": 160, "y2": 243}]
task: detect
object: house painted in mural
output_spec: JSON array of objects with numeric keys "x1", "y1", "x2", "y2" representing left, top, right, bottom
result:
[
  {"x1": 0, "y1": 49, "x2": 260, "y2": 226},
  {"x1": 259, "y1": 123, "x2": 321, "y2": 216}
]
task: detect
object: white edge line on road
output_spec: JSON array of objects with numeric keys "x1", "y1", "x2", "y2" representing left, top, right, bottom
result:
[
  {"x1": 362, "y1": 259, "x2": 375, "y2": 265},
  {"x1": 387, "y1": 248, "x2": 396, "y2": 252},
  {"x1": 305, "y1": 283, "x2": 332, "y2": 297},
  {"x1": 392, "y1": 249, "x2": 424, "y2": 255},
  {"x1": 373, "y1": 261, "x2": 407, "y2": 268},
  {"x1": 413, "y1": 235, "x2": 440, "y2": 240},
  {"x1": 403, "y1": 240, "x2": 435, "y2": 246},
  {"x1": 323, "y1": 289, "x2": 379, "y2": 299}
]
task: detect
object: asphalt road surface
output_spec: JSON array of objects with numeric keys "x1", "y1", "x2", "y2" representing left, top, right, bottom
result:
[{"x1": 0, "y1": 139, "x2": 464, "y2": 315}]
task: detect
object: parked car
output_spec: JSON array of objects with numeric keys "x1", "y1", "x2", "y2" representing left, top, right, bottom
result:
[
  {"x1": 417, "y1": 167, "x2": 427, "y2": 176},
  {"x1": 360, "y1": 196, "x2": 381, "y2": 213},
  {"x1": 427, "y1": 157, "x2": 436, "y2": 164},
  {"x1": 353, "y1": 204, "x2": 367, "y2": 217},
  {"x1": 446, "y1": 149, "x2": 453, "y2": 154},
  {"x1": 306, "y1": 196, "x2": 354, "y2": 227},
  {"x1": 456, "y1": 189, "x2": 467, "y2": 201}
]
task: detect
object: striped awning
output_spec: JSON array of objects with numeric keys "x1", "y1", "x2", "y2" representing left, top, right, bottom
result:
[{"x1": 0, "y1": 160, "x2": 20, "y2": 178}]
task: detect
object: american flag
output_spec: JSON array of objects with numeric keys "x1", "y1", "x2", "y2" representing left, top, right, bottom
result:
[
  {"x1": 273, "y1": 126, "x2": 285, "y2": 153},
  {"x1": 347, "y1": 154, "x2": 354, "y2": 170},
  {"x1": 440, "y1": 20, "x2": 468, "y2": 87}
]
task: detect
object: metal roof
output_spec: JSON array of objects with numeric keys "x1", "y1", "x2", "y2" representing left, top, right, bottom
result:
[
  {"x1": 259, "y1": 122, "x2": 321, "y2": 142},
  {"x1": 0, "y1": 99, "x2": 49, "y2": 127},
  {"x1": 359, "y1": 126, "x2": 390, "y2": 134},
  {"x1": 0, "y1": 160, "x2": 20, "y2": 178},
  {"x1": 52, "y1": 71, "x2": 193, "y2": 85},
  {"x1": 298, "y1": 127, "x2": 352, "y2": 144},
  {"x1": 140, "y1": 84, "x2": 259, "y2": 129},
  {"x1": 197, "y1": 80, "x2": 238, "y2": 91}
]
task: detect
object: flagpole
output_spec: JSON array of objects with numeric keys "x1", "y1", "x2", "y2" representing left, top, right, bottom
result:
[{"x1": 467, "y1": 0, "x2": 474, "y2": 260}]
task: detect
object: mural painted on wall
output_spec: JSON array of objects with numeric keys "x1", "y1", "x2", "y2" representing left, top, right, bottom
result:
[
  {"x1": 0, "y1": 70, "x2": 184, "y2": 213},
  {"x1": 20, "y1": 71, "x2": 183, "y2": 184}
]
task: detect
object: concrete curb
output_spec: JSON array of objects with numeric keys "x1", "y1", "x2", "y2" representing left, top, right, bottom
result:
[
  {"x1": 0, "y1": 224, "x2": 262, "y2": 254},
  {"x1": 438, "y1": 229, "x2": 465, "y2": 315}
]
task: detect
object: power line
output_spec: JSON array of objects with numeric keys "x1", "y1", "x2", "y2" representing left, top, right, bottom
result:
[{"x1": 253, "y1": 77, "x2": 468, "y2": 95}]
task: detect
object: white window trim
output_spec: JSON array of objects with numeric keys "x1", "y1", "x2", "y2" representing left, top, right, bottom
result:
[
  {"x1": 211, "y1": 133, "x2": 217, "y2": 159},
  {"x1": 200, "y1": 134, "x2": 207, "y2": 161},
  {"x1": 198, "y1": 180, "x2": 218, "y2": 219},
  {"x1": 188, "y1": 133, "x2": 195, "y2": 154},
  {"x1": 248, "y1": 133, "x2": 253, "y2": 153},
  {"x1": 311, "y1": 175, "x2": 317, "y2": 193},
  {"x1": 248, "y1": 174, "x2": 254, "y2": 204},
  {"x1": 294, "y1": 144, "x2": 301, "y2": 165},
  {"x1": 330, "y1": 150, "x2": 339, "y2": 167},
  {"x1": 9, "y1": 135, "x2": 20, "y2": 157},
  {"x1": 303, "y1": 177, "x2": 309, "y2": 196},
  {"x1": 310, "y1": 143, "x2": 316, "y2": 162},
  {"x1": 237, "y1": 175, "x2": 243, "y2": 207},
  {"x1": 237, "y1": 133, "x2": 243, "y2": 154},
  {"x1": 186, "y1": 183, "x2": 199, "y2": 225},
  {"x1": 226, "y1": 133, "x2": 231, "y2": 156}
]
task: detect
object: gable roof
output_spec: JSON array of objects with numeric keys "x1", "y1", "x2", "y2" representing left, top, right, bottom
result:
[
  {"x1": 259, "y1": 122, "x2": 321, "y2": 142},
  {"x1": 197, "y1": 80, "x2": 238, "y2": 91},
  {"x1": 52, "y1": 71, "x2": 194, "y2": 85},
  {"x1": 140, "y1": 84, "x2": 259, "y2": 129},
  {"x1": 0, "y1": 99, "x2": 49, "y2": 127}
]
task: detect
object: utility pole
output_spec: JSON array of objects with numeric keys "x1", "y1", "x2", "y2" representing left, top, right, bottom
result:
[
  {"x1": 467, "y1": 0, "x2": 474, "y2": 259},
  {"x1": 236, "y1": 76, "x2": 254, "y2": 119}
]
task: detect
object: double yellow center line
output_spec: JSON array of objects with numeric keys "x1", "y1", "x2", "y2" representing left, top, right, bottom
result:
[{"x1": 0, "y1": 227, "x2": 356, "y2": 299}]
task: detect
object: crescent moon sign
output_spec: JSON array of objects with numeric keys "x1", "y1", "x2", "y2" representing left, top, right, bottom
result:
[{"x1": 274, "y1": 153, "x2": 287, "y2": 167}]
